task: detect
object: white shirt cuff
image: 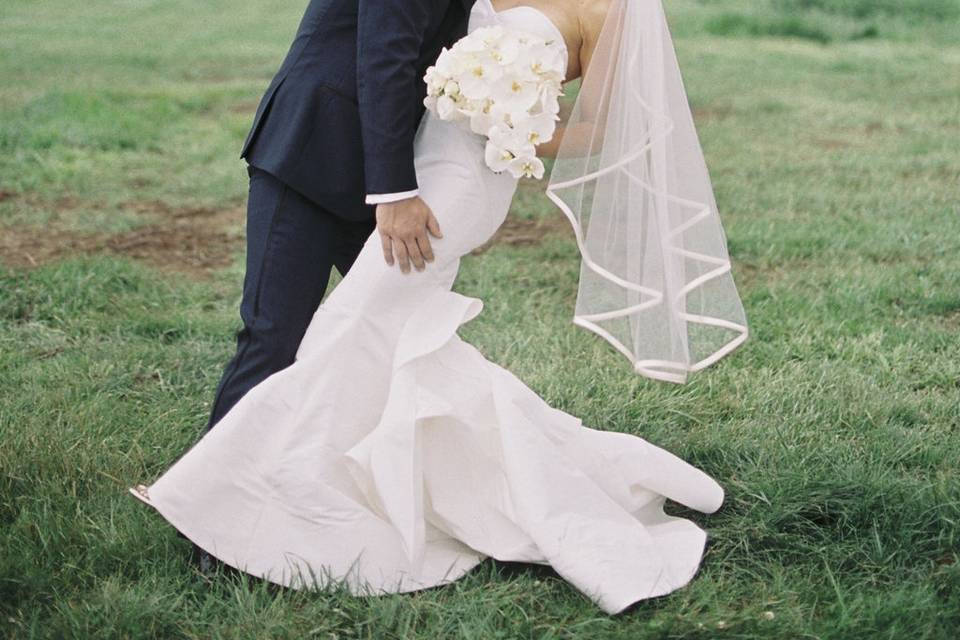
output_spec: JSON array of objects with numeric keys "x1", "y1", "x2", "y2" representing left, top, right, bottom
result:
[{"x1": 365, "y1": 189, "x2": 419, "y2": 205}]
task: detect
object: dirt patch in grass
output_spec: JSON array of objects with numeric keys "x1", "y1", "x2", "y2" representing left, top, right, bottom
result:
[
  {"x1": 692, "y1": 105, "x2": 735, "y2": 123},
  {"x1": 939, "y1": 310, "x2": 960, "y2": 331},
  {"x1": 813, "y1": 137, "x2": 853, "y2": 150},
  {"x1": 472, "y1": 212, "x2": 573, "y2": 255},
  {"x1": 1, "y1": 199, "x2": 244, "y2": 278},
  {"x1": 229, "y1": 100, "x2": 261, "y2": 114},
  {"x1": 2, "y1": 193, "x2": 575, "y2": 276}
]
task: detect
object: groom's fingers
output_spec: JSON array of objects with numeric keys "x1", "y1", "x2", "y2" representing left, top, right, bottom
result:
[
  {"x1": 426, "y1": 212, "x2": 443, "y2": 239},
  {"x1": 406, "y1": 238, "x2": 426, "y2": 271},
  {"x1": 394, "y1": 240, "x2": 411, "y2": 273},
  {"x1": 417, "y1": 233, "x2": 435, "y2": 263},
  {"x1": 379, "y1": 233, "x2": 395, "y2": 266}
]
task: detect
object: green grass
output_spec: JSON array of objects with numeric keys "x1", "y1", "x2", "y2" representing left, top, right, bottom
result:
[
  {"x1": 687, "y1": 0, "x2": 960, "y2": 43},
  {"x1": 2, "y1": 0, "x2": 959, "y2": 638},
  {"x1": 774, "y1": 0, "x2": 960, "y2": 21}
]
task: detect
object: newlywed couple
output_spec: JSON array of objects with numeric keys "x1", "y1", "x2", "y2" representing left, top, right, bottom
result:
[{"x1": 130, "y1": 0, "x2": 749, "y2": 615}]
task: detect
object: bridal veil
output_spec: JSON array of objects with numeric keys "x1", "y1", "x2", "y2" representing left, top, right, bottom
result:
[{"x1": 546, "y1": 0, "x2": 748, "y2": 383}]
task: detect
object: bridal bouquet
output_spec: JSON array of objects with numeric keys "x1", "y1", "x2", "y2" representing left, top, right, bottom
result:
[{"x1": 423, "y1": 25, "x2": 566, "y2": 180}]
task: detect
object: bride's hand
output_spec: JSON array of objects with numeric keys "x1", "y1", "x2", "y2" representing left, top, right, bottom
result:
[{"x1": 375, "y1": 196, "x2": 443, "y2": 273}]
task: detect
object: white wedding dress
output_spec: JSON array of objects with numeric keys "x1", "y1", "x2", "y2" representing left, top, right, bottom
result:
[{"x1": 133, "y1": 0, "x2": 725, "y2": 615}]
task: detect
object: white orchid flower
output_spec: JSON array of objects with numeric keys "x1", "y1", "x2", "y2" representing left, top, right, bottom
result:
[
  {"x1": 515, "y1": 111, "x2": 557, "y2": 147},
  {"x1": 443, "y1": 80, "x2": 461, "y2": 96},
  {"x1": 469, "y1": 98, "x2": 502, "y2": 135},
  {"x1": 435, "y1": 47, "x2": 468, "y2": 77},
  {"x1": 456, "y1": 33, "x2": 486, "y2": 54},
  {"x1": 490, "y1": 32, "x2": 522, "y2": 66},
  {"x1": 484, "y1": 140, "x2": 514, "y2": 173},
  {"x1": 490, "y1": 74, "x2": 539, "y2": 115},
  {"x1": 489, "y1": 123, "x2": 535, "y2": 158},
  {"x1": 436, "y1": 95, "x2": 461, "y2": 121},
  {"x1": 424, "y1": 65, "x2": 440, "y2": 90},
  {"x1": 538, "y1": 84, "x2": 563, "y2": 116},
  {"x1": 476, "y1": 25, "x2": 506, "y2": 47},
  {"x1": 459, "y1": 59, "x2": 505, "y2": 100},
  {"x1": 507, "y1": 154, "x2": 545, "y2": 179}
]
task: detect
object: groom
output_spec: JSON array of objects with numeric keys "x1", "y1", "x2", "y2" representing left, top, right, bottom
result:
[{"x1": 191, "y1": 0, "x2": 476, "y2": 569}]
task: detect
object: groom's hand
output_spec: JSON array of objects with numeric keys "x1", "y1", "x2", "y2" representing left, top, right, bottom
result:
[{"x1": 376, "y1": 196, "x2": 443, "y2": 273}]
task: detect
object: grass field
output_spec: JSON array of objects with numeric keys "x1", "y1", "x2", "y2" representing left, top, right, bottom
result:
[{"x1": 1, "y1": 0, "x2": 959, "y2": 637}]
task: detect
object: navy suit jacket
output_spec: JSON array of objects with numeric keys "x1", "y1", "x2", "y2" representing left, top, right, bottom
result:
[{"x1": 240, "y1": 0, "x2": 476, "y2": 220}]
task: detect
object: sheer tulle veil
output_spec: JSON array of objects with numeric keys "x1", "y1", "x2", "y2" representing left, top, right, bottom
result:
[{"x1": 545, "y1": 0, "x2": 748, "y2": 383}]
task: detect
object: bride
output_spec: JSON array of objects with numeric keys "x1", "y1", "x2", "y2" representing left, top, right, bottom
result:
[{"x1": 131, "y1": 0, "x2": 747, "y2": 615}]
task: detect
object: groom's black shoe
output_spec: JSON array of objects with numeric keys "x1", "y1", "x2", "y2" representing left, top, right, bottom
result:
[
  {"x1": 174, "y1": 530, "x2": 220, "y2": 575},
  {"x1": 189, "y1": 543, "x2": 220, "y2": 576}
]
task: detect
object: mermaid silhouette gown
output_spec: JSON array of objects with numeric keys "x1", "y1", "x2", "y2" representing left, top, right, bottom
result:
[{"x1": 132, "y1": 1, "x2": 724, "y2": 615}]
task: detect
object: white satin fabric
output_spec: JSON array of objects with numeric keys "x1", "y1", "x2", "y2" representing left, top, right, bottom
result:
[{"x1": 136, "y1": 1, "x2": 724, "y2": 615}]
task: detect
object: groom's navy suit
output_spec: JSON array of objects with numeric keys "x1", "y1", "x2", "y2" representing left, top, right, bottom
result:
[
  {"x1": 242, "y1": 0, "x2": 476, "y2": 221},
  {"x1": 204, "y1": 0, "x2": 476, "y2": 433}
]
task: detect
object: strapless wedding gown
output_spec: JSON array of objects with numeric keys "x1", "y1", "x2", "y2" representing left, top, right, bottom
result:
[{"x1": 133, "y1": 0, "x2": 724, "y2": 615}]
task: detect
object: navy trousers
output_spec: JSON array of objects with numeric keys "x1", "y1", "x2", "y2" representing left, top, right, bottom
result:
[{"x1": 203, "y1": 165, "x2": 376, "y2": 432}]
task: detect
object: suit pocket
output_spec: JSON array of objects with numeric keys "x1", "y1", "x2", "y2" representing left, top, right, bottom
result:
[{"x1": 318, "y1": 82, "x2": 358, "y2": 106}]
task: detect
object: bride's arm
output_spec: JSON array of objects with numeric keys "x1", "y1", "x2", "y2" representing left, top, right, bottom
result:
[
  {"x1": 536, "y1": 0, "x2": 614, "y2": 159},
  {"x1": 535, "y1": 112, "x2": 602, "y2": 159}
]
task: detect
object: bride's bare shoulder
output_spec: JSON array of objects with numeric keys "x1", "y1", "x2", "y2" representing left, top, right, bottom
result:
[
  {"x1": 577, "y1": 0, "x2": 614, "y2": 38},
  {"x1": 574, "y1": 0, "x2": 614, "y2": 77}
]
